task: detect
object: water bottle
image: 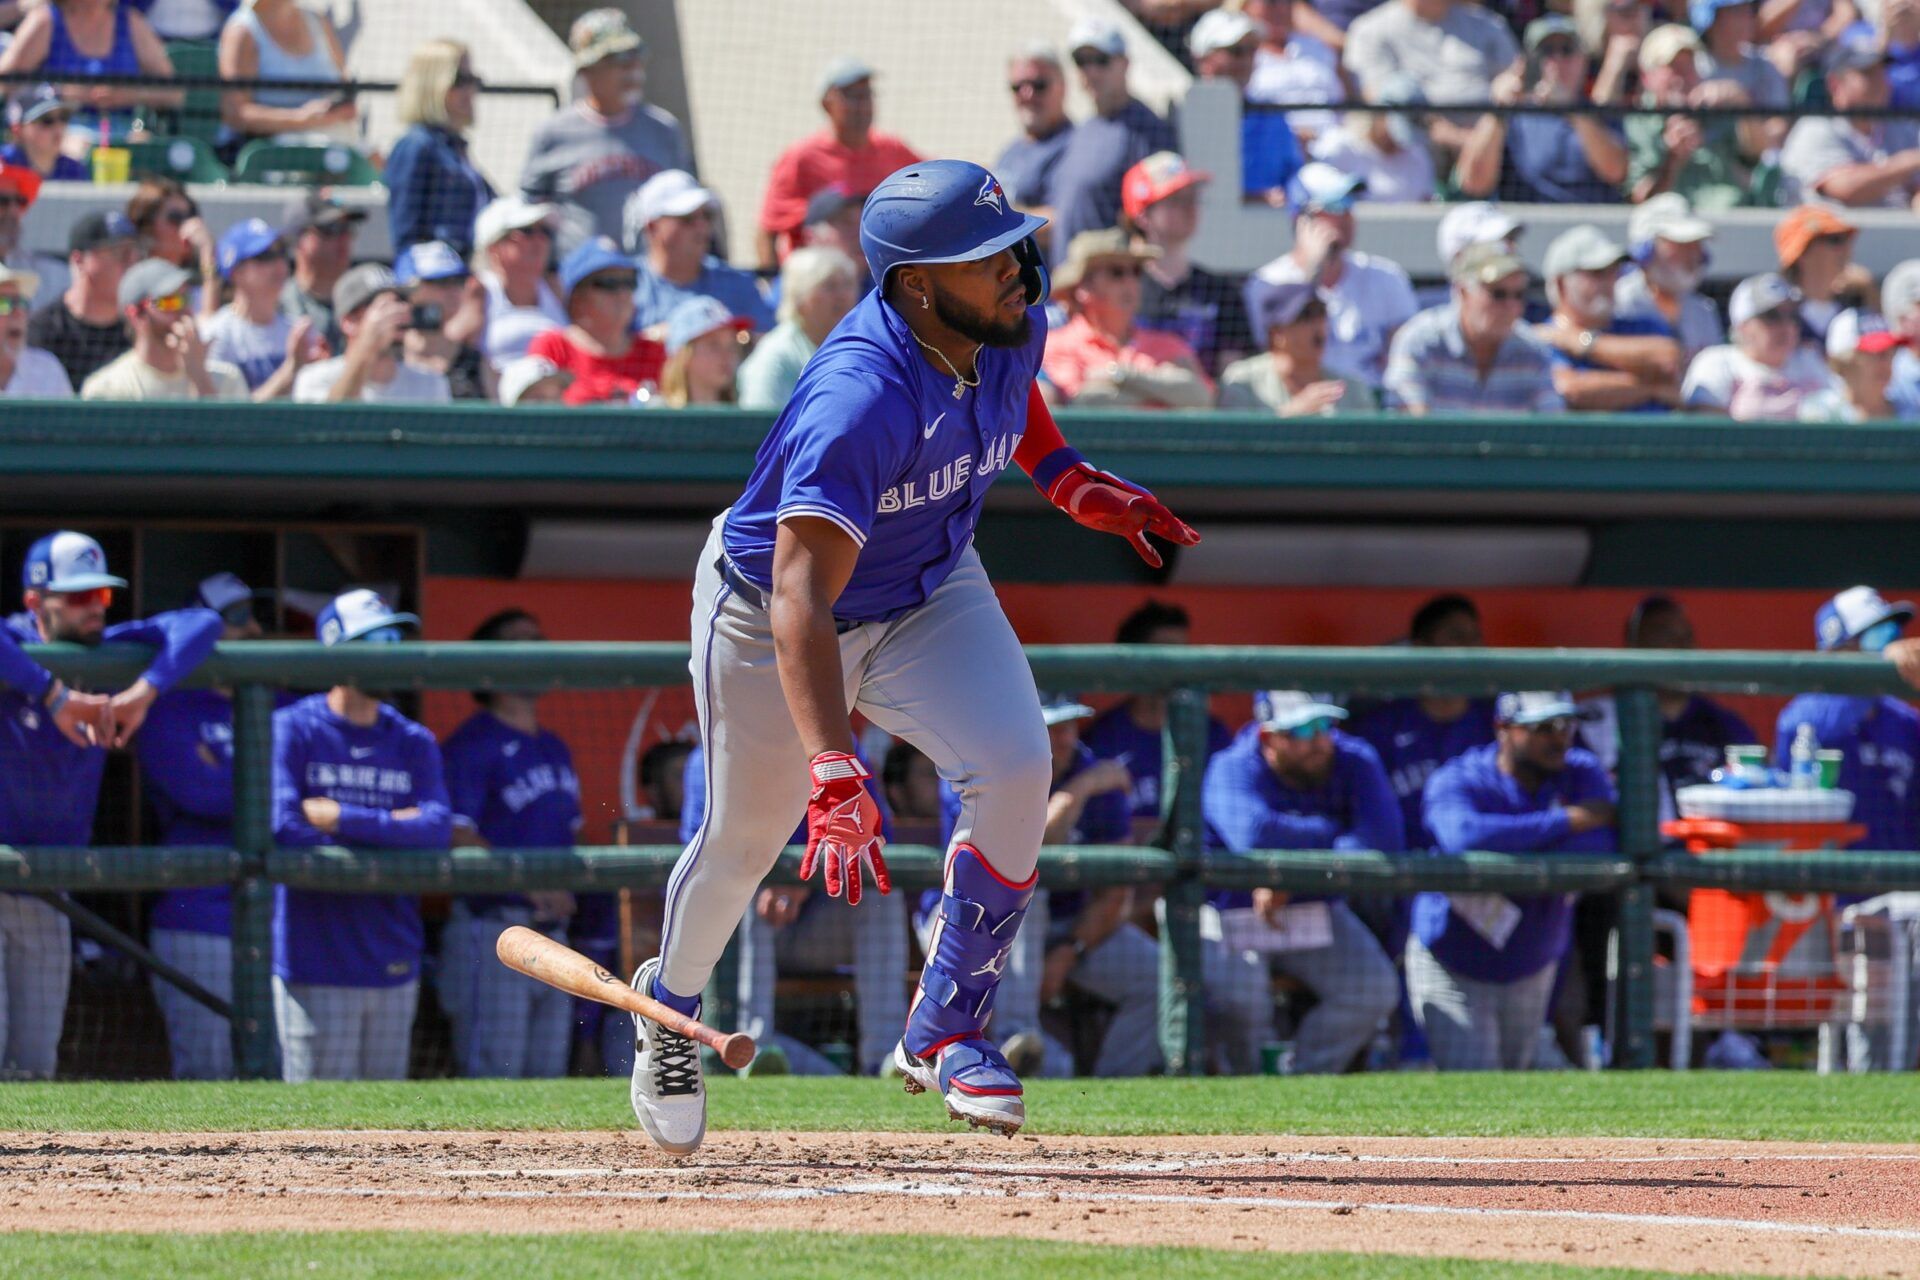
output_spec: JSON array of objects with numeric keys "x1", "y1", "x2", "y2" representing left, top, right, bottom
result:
[{"x1": 1790, "y1": 723, "x2": 1819, "y2": 790}]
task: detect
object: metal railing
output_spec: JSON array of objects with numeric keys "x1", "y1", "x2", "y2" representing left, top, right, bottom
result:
[{"x1": 8, "y1": 641, "x2": 1920, "y2": 1078}]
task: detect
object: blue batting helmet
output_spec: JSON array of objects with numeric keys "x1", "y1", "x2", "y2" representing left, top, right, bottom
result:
[{"x1": 859, "y1": 159, "x2": 1049, "y2": 306}]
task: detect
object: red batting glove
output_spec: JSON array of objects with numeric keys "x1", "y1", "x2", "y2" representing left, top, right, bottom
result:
[
  {"x1": 1045, "y1": 461, "x2": 1201, "y2": 569},
  {"x1": 800, "y1": 751, "x2": 891, "y2": 906}
]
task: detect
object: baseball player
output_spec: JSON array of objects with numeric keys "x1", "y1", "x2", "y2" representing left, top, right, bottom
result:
[
  {"x1": 135, "y1": 573, "x2": 266, "y2": 1079},
  {"x1": 0, "y1": 532, "x2": 219, "y2": 1078},
  {"x1": 271, "y1": 590, "x2": 452, "y2": 1082},
  {"x1": 633, "y1": 158, "x2": 1198, "y2": 1153}
]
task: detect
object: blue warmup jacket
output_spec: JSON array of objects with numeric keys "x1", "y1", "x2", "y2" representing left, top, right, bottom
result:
[
  {"x1": 1081, "y1": 702, "x2": 1232, "y2": 819},
  {"x1": 442, "y1": 710, "x2": 582, "y2": 917},
  {"x1": 1201, "y1": 723, "x2": 1405, "y2": 910},
  {"x1": 271, "y1": 693, "x2": 452, "y2": 987},
  {"x1": 138, "y1": 688, "x2": 240, "y2": 936},
  {"x1": 1774, "y1": 694, "x2": 1920, "y2": 854},
  {"x1": 1348, "y1": 697, "x2": 1497, "y2": 851},
  {"x1": 1416, "y1": 742, "x2": 1617, "y2": 983}
]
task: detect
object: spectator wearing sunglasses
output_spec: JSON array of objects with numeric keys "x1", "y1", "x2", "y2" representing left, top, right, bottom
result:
[
  {"x1": 1413, "y1": 692, "x2": 1615, "y2": 1072},
  {"x1": 1343, "y1": 0, "x2": 1519, "y2": 161},
  {"x1": 1682, "y1": 273, "x2": 1837, "y2": 420},
  {"x1": 474, "y1": 196, "x2": 566, "y2": 371},
  {"x1": 293, "y1": 263, "x2": 451, "y2": 404},
  {"x1": 127, "y1": 177, "x2": 217, "y2": 320},
  {"x1": 1455, "y1": 16, "x2": 1627, "y2": 207},
  {"x1": 0, "y1": 262, "x2": 72, "y2": 397},
  {"x1": 395, "y1": 240, "x2": 489, "y2": 402},
  {"x1": 1041, "y1": 228, "x2": 1213, "y2": 408},
  {"x1": 80, "y1": 257, "x2": 244, "y2": 400},
  {"x1": 1, "y1": 530, "x2": 219, "y2": 1079},
  {"x1": 28, "y1": 209, "x2": 135, "y2": 388},
  {"x1": 2, "y1": 86, "x2": 88, "y2": 182},
  {"x1": 1383, "y1": 243, "x2": 1561, "y2": 415},
  {"x1": 1801, "y1": 309, "x2": 1918, "y2": 422},
  {"x1": 1775, "y1": 205, "x2": 1862, "y2": 346},
  {"x1": 997, "y1": 44, "x2": 1074, "y2": 228},
  {"x1": 1190, "y1": 10, "x2": 1302, "y2": 203},
  {"x1": 203, "y1": 218, "x2": 324, "y2": 400},
  {"x1": 1780, "y1": 31, "x2": 1920, "y2": 209},
  {"x1": 526, "y1": 237, "x2": 665, "y2": 404},
  {"x1": 1201, "y1": 690, "x2": 1404, "y2": 1075},
  {"x1": 277, "y1": 191, "x2": 365, "y2": 355},
  {"x1": 1537, "y1": 226, "x2": 1682, "y2": 413},
  {"x1": 215, "y1": 0, "x2": 353, "y2": 149},
  {"x1": 625, "y1": 170, "x2": 772, "y2": 334},
  {"x1": 386, "y1": 40, "x2": 494, "y2": 257},
  {"x1": 1045, "y1": 19, "x2": 1176, "y2": 269},
  {"x1": 1235, "y1": 0, "x2": 1345, "y2": 143}
]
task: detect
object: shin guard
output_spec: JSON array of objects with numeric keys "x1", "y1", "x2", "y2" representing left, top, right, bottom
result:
[{"x1": 904, "y1": 843, "x2": 1036, "y2": 1059}]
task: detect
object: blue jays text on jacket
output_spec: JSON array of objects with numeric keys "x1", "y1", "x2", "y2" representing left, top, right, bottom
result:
[
  {"x1": 1201, "y1": 724, "x2": 1405, "y2": 910},
  {"x1": 721, "y1": 291, "x2": 1049, "y2": 623},
  {"x1": 1774, "y1": 694, "x2": 1920, "y2": 854},
  {"x1": 271, "y1": 693, "x2": 453, "y2": 987},
  {"x1": 0, "y1": 607, "x2": 221, "y2": 846},
  {"x1": 1347, "y1": 697, "x2": 1497, "y2": 851},
  {"x1": 1415, "y1": 742, "x2": 1618, "y2": 983},
  {"x1": 1081, "y1": 702, "x2": 1232, "y2": 819},
  {"x1": 442, "y1": 709, "x2": 583, "y2": 918}
]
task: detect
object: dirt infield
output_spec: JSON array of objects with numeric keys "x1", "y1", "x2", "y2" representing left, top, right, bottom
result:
[{"x1": 4, "y1": 1130, "x2": 1919, "y2": 1276}]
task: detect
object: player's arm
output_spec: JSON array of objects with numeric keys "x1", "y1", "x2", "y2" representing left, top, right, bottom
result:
[
  {"x1": 100, "y1": 606, "x2": 223, "y2": 747},
  {"x1": 1014, "y1": 383, "x2": 1200, "y2": 568}
]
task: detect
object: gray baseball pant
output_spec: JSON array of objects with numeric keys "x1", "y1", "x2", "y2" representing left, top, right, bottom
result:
[
  {"x1": 1405, "y1": 937, "x2": 1558, "y2": 1071},
  {"x1": 274, "y1": 978, "x2": 420, "y2": 1082},
  {"x1": 659, "y1": 519, "x2": 1051, "y2": 1003},
  {"x1": 738, "y1": 887, "x2": 909, "y2": 1075},
  {"x1": 150, "y1": 928, "x2": 232, "y2": 1080},
  {"x1": 440, "y1": 904, "x2": 574, "y2": 1079},
  {"x1": 1204, "y1": 901, "x2": 1399, "y2": 1075},
  {"x1": 0, "y1": 893, "x2": 69, "y2": 1079}
]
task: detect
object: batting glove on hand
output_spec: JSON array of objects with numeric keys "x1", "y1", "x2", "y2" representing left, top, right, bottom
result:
[
  {"x1": 1046, "y1": 461, "x2": 1201, "y2": 569},
  {"x1": 801, "y1": 751, "x2": 891, "y2": 906}
]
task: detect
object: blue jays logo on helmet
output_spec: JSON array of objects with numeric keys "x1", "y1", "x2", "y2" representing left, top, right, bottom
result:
[
  {"x1": 974, "y1": 173, "x2": 1005, "y2": 215},
  {"x1": 860, "y1": 159, "x2": 1050, "y2": 307}
]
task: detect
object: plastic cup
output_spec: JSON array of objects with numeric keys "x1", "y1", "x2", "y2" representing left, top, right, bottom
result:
[
  {"x1": 1726, "y1": 745, "x2": 1768, "y2": 776},
  {"x1": 1260, "y1": 1041, "x2": 1293, "y2": 1075},
  {"x1": 91, "y1": 146, "x2": 130, "y2": 185},
  {"x1": 819, "y1": 1041, "x2": 855, "y2": 1074},
  {"x1": 1816, "y1": 750, "x2": 1843, "y2": 789}
]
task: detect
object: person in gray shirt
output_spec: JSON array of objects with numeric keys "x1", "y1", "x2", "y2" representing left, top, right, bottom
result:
[
  {"x1": 1343, "y1": 0, "x2": 1519, "y2": 157},
  {"x1": 1780, "y1": 36, "x2": 1920, "y2": 209},
  {"x1": 1047, "y1": 19, "x2": 1176, "y2": 268},
  {"x1": 519, "y1": 9, "x2": 694, "y2": 246},
  {"x1": 1692, "y1": 0, "x2": 1790, "y2": 154}
]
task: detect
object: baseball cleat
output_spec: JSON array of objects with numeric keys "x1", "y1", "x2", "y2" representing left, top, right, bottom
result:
[
  {"x1": 893, "y1": 1038, "x2": 1025, "y2": 1137},
  {"x1": 630, "y1": 958, "x2": 706, "y2": 1155}
]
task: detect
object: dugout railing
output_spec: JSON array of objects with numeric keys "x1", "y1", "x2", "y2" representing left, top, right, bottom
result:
[{"x1": 9, "y1": 642, "x2": 1920, "y2": 1079}]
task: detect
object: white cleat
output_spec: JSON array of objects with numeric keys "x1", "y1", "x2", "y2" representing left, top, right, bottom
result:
[
  {"x1": 892, "y1": 1039, "x2": 1026, "y2": 1138},
  {"x1": 630, "y1": 958, "x2": 707, "y2": 1155}
]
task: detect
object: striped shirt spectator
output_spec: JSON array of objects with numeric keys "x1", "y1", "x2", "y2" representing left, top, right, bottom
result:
[{"x1": 1383, "y1": 244, "x2": 1562, "y2": 415}]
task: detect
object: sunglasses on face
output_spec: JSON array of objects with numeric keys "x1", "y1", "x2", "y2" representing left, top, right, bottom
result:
[
  {"x1": 1074, "y1": 50, "x2": 1115, "y2": 69},
  {"x1": 55, "y1": 587, "x2": 112, "y2": 609},
  {"x1": 582, "y1": 274, "x2": 637, "y2": 291},
  {"x1": 1538, "y1": 41, "x2": 1581, "y2": 57},
  {"x1": 28, "y1": 113, "x2": 70, "y2": 129},
  {"x1": 146, "y1": 292, "x2": 189, "y2": 314},
  {"x1": 453, "y1": 72, "x2": 483, "y2": 89},
  {"x1": 219, "y1": 602, "x2": 255, "y2": 628},
  {"x1": 0, "y1": 296, "x2": 26, "y2": 315},
  {"x1": 1090, "y1": 261, "x2": 1143, "y2": 280},
  {"x1": 310, "y1": 223, "x2": 354, "y2": 239},
  {"x1": 1286, "y1": 717, "x2": 1336, "y2": 740},
  {"x1": 1009, "y1": 76, "x2": 1055, "y2": 94},
  {"x1": 1812, "y1": 232, "x2": 1853, "y2": 249},
  {"x1": 1754, "y1": 307, "x2": 1797, "y2": 326},
  {"x1": 1484, "y1": 285, "x2": 1528, "y2": 304},
  {"x1": 161, "y1": 205, "x2": 199, "y2": 226},
  {"x1": 0, "y1": 193, "x2": 29, "y2": 210},
  {"x1": 1520, "y1": 716, "x2": 1577, "y2": 736}
]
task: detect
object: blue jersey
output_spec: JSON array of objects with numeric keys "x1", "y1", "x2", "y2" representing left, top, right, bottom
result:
[
  {"x1": 1202, "y1": 724, "x2": 1404, "y2": 910},
  {"x1": 138, "y1": 688, "x2": 239, "y2": 936},
  {"x1": 1347, "y1": 698, "x2": 1497, "y2": 850},
  {"x1": 721, "y1": 290, "x2": 1048, "y2": 623},
  {"x1": 1774, "y1": 694, "x2": 1920, "y2": 853},
  {"x1": 634, "y1": 259, "x2": 775, "y2": 333},
  {"x1": 1415, "y1": 742, "x2": 1617, "y2": 983},
  {"x1": 1081, "y1": 701, "x2": 1232, "y2": 819},
  {"x1": 443, "y1": 710, "x2": 583, "y2": 917},
  {"x1": 0, "y1": 607, "x2": 220, "y2": 846},
  {"x1": 271, "y1": 693, "x2": 452, "y2": 987}
]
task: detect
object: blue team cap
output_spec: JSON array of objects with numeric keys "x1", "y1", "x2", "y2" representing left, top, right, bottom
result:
[
  {"x1": 1037, "y1": 690, "x2": 1097, "y2": 727},
  {"x1": 663, "y1": 295, "x2": 750, "y2": 355},
  {"x1": 1689, "y1": 0, "x2": 1752, "y2": 32},
  {"x1": 216, "y1": 218, "x2": 283, "y2": 280},
  {"x1": 1815, "y1": 585, "x2": 1914, "y2": 651},
  {"x1": 1285, "y1": 162, "x2": 1365, "y2": 216},
  {"x1": 559, "y1": 237, "x2": 637, "y2": 300},
  {"x1": 1495, "y1": 691, "x2": 1597, "y2": 726},
  {"x1": 1254, "y1": 690, "x2": 1347, "y2": 732},
  {"x1": 394, "y1": 239, "x2": 470, "y2": 286},
  {"x1": 23, "y1": 531, "x2": 127, "y2": 594},
  {"x1": 316, "y1": 588, "x2": 419, "y2": 646}
]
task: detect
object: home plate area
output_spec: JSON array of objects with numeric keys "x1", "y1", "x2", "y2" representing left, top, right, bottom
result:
[{"x1": 4, "y1": 1131, "x2": 1919, "y2": 1276}]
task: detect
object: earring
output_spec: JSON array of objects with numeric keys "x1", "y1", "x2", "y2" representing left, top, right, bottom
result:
[{"x1": 920, "y1": 294, "x2": 930, "y2": 311}]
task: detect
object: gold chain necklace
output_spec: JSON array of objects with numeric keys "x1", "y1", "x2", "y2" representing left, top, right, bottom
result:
[{"x1": 911, "y1": 331, "x2": 981, "y2": 400}]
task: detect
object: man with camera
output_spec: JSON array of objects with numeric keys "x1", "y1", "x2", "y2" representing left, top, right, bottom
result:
[{"x1": 293, "y1": 263, "x2": 453, "y2": 404}]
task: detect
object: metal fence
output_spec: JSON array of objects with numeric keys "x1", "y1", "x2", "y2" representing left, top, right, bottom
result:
[{"x1": 8, "y1": 640, "x2": 1920, "y2": 1079}]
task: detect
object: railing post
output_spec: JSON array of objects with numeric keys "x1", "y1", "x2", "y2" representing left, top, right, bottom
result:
[
  {"x1": 1613, "y1": 685, "x2": 1661, "y2": 1070},
  {"x1": 1159, "y1": 686, "x2": 1209, "y2": 1075},
  {"x1": 229, "y1": 682, "x2": 280, "y2": 1080}
]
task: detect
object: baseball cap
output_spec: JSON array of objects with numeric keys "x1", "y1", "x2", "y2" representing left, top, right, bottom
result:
[
  {"x1": 1823, "y1": 25, "x2": 1887, "y2": 77},
  {"x1": 1728, "y1": 271, "x2": 1800, "y2": 326},
  {"x1": 14, "y1": 84, "x2": 67, "y2": 126},
  {"x1": 1826, "y1": 308, "x2": 1907, "y2": 359},
  {"x1": 0, "y1": 161, "x2": 43, "y2": 207},
  {"x1": 633, "y1": 169, "x2": 717, "y2": 227},
  {"x1": 1523, "y1": 14, "x2": 1580, "y2": 51},
  {"x1": 394, "y1": 240, "x2": 469, "y2": 286},
  {"x1": 497, "y1": 354, "x2": 571, "y2": 406},
  {"x1": 1815, "y1": 585, "x2": 1914, "y2": 651},
  {"x1": 1190, "y1": 9, "x2": 1261, "y2": 58},
  {"x1": 216, "y1": 218, "x2": 282, "y2": 279},
  {"x1": 804, "y1": 184, "x2": 863, "y2": 228},
  {"x1": 1052, "y1": 227, "x2": 1160, "y2": 292},
  {"x1": 1628, "y1": 192, "x2": 1713, "y2": 248},
  {"x1": 1285, "y1": 162, "x2": 1365, "y2": 214},
  {"x1": 332, "y1": 262, "x2": 401, "y2": 319},
  {"x1": 1494, "y1": 691, "x2": 1597, "y2": 726},
  {"x1": 1542, "y1": 225, "x2": 1626, "y2": 280},
  {"x1": 118, "y1": 258, "x2": 194, "y2": 309},
  {"x1": 70, "y1": 210, "x2": 137, "y2": 255},
  {"x1": 1775, "y1": 204, "x2": 1856, "y2": 269},
  {"x1": 1450, "y1": 241, "x2": 1529, "y2": 287},
  {"x1": 0, "y1": 262, "x2": 42, "y2": 301},
  {"x1": 817, "y1": 56, "x2": 874, "y2": 97},
  {"x1": 316, "y1": 588, "x2": 418, "y2": 646},
  {"x1": 1122, "y1": 151, "x2": 1211, "y2": 222},
  {"x1": 1883, "y1": 259, "x2": 1920, "y2": 324},
  {"x1": 280, "y1": 190, "x2": 366, "y2": 237},
  {"x1": 559, "y1": 237, "x2": 635, "y2": 299},
  {"x1": 475, "y1": 195, "x2": 556, "y2": 251},
  {"x1": 1038, "y1": 691, "x2": 1097, "y2": 727},
  {"x1": 23, "y1": 532, "x2": 127, "y2": 594},
  {"x1": 1253, "y1": 281, "x2": 1321, "y2": 332},
  {"x1": 569, "y1": 7, "x2": 644, "y2": 68},
  {"x1": 1254, "y1": 690, "x2": 1347, "y2": 733},
  {"x1": 1068, "y1": 17, "x2": 1127, "y2": 57},
  {"x1": 1436, "y1": 201, "x2": 1521, "y2": 265},
  {"x1": 1639, "y1": 23, "x2": 1704, "y2": 73},
  {"x1": 1689, "y1": 0, "x2": 1753, "y2": 33},
  {"x1": 193, "y1": 572, "x2": 256, "y2": 624},
  {"x1": 663, "y1": 294, "x2": 751, "y2": 355}
]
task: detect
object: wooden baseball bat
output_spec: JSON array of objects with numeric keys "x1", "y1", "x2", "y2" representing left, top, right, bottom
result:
[{"x1": 494, "y1": 925, "x2": 757, "y2": 1070}]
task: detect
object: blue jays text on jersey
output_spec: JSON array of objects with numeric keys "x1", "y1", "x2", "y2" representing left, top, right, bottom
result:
[
  {"x1": 1347, "y1": 698, "x2": 1498, "y2": 850},
  {"x1": 138, "y1": 688, "x2": 242, "y2": 937},
  {"x1": 1081, "y1": 703, "x2": 1232, "y2": 819},
  {"x1": 442, "y1": 710, "x2": 583, "y2": 917},
  {"x1": 721, "y1": 290, "x2": 1049, "y2": 623}
]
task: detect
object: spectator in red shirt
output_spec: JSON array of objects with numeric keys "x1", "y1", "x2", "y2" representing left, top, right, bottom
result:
[
  {"x1": 1041, "y1": 228, "x2": 1214, "y2": 408},
  {"x1": 526, "y1": 238, "x2": 664, "y2": 404},
  {"x1": 755, "y1": 58, "x2": 919, "y2": 270}
]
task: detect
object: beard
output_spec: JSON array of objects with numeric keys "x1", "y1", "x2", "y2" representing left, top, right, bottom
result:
[
  {"x1": 931, "y1": 287, "x2": 1030, "y2": 348},
  {"x1": 1647, "y1": 260, "x2": 1705, "y2": 296}
]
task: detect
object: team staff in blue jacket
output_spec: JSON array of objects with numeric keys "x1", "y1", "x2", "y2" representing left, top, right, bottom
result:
[
  {"x1": 0, "y1": 532, "x2": 217, "y2": 1079},
  {"x1": 1081, "y1": 600, "x2": 1231, "y2": 822},
  {"x1": 136, "y1": 573, "x2": 267, "y2": 1080},
  {"x1": 438, "y1": 608, "x2": 583, "y2": 1080},
  {"x1": 1414, "y1": 691, "x2": 1618, "y2": 1072},
  {"x1": 271, "y1": 590, "x2": 452, "y2": 1082},
  {"x1": 1201, "y1": 690, "x2": 1403, "y2": 1075}
]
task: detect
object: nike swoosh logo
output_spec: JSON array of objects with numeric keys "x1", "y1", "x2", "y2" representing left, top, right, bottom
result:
[
  {"x1": 350, "y1": 746, "x2": 376, "y2": 759},
  {"x1": 922, "y1": 412, "x2": 946, "y2": 440},
  {"x1": 503, "y1": 741, "x2": 520, "y2": 757}
]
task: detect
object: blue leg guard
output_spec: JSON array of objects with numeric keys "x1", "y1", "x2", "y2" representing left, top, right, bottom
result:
[{"x1": 897, "y1": 844, "x2": 1035, "y2": 1134}]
